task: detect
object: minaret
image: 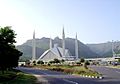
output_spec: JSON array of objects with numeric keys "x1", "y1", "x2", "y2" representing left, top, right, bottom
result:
[
  {"x1": 112, "y1": 40, "x2": 115, "y2": 57},
  {"x1": 62, "y1": 27, "x2": 65, "y2": 57},
  {"x1": 50, "y1": 37, "x2": 52, "y2": 50},
  {"x1": 75, "y1": 33, "x2": 79, "y2": 60},
  {"x1": 32, "y1": 30, "x2": 36, "y2": 61}
]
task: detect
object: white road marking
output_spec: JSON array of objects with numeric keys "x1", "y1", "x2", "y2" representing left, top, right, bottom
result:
[{"x1": 63, "y1": 79, "x2": 78, "y2": 84}]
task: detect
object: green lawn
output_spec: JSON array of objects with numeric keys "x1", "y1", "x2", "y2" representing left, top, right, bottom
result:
[{"x1": 0, "y1": 70, "x2": 37, "y2": 84}]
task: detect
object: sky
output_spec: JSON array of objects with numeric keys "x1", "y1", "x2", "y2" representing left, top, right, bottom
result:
[{"x1": 0, "y1": 0, "x2": 120, "y2": 45}]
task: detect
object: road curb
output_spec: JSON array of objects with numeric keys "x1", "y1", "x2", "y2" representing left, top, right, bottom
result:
[{"x1": 80, "y1": 75, "x2": 103, "y2": 79}]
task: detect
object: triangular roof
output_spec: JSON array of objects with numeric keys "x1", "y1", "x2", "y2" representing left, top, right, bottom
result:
[{"x1": 37, "y1": 46, "x2": 71, "y2": 61}]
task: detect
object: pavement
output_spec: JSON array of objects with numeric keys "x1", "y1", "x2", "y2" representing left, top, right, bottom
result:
[
  {"x1": 90, "y1": 66, "x2": 120, "y2": 80},
  {"x1": 17, "y1": 66, "x2": 120, "y2": 84}
]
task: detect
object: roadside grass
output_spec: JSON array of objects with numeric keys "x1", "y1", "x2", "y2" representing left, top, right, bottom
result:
[
  {"x1": 0, "y1": 70, "x2": 37, "y2": 84},
  {"x1": 34, "y1": 65, "x2": 102, "y2": 77}
]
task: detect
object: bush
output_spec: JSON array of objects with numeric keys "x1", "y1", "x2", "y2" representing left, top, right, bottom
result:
[
  {"x1": 37, "y1": 61, "x2": 44, "y2": 65},
  {"x1": 48, "y1": 63, "x2": 51, "y2": 66},
  {"x1": 54, "y1": 58, "x2": 60, "y2": 63},
  {"x1": 0, "y1": 71, "x2": 17, "y2": 82},
  {"x1": 80, "y1": 58, "x2": 85, "y2": 63},
  {"x1": 49, "y1": 61, "x2": 55, "y2": 64},
  {"x1": 52, "y1": 68, "x2": 64, "y2": 72},
  {"x1": 85, "y1": 61, "x2": 90, "y2": 65},
  {"x1": 77, "y1": 70, "x2": 86, "y2": 74},
  {"x1": 33, "y1": 61, "x2": 36, "y2": 64},
  {"x1": 63, "y1": 69, "x2": 74, "y2": 74},
  {"x1": 76, "y1": 62, "x2": 81, "y2": 65}
]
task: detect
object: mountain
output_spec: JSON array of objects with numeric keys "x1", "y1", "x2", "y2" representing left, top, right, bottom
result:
[
  {"x1": 16, "y1": 45, "x2": 45, "y2": 61},
  {"x1": 86, "y1": 41, "x2": 120, "y2": 57},
  {"x1": 17, "y1": 37, "x2": 98, "y2": 61}
]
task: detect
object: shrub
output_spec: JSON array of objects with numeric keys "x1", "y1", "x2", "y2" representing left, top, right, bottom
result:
[
  {"x1": 37, "y1": 61, "x2": 44, "y2": 65},
  {"x1": 76, "y1": 62, "x2": 81, "y2": 65},
  {"x1": 85, "y1": 61, "x2": 90, "y2": 65},
  {"x1": 48, "y1": 63, "x2": 51, "y2": 66},
  {"x1": 49, "y1": 61, "x2": 54, "y2": 64},
  {"x1": 77, "y1": 70, "x2": 86, "y2": 74},
  {"x1": 63, "y1": 69, "x2": 74, "y2": 74},
  {"x1": 52, "y1": 68, "x2": 64, "y2": 72},
  {"x1": 54, "y1": 58, "x2": 60, "y2": 63},
  {"x1": 80, "y1": 58, "x2": 85, "y2": 63}
]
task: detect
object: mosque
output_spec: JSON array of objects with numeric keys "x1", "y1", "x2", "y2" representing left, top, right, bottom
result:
[{"x1": 32, "y1": 27, "x2": 79, "y2": 62}]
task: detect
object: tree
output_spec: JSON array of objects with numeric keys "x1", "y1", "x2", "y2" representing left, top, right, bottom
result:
[
  {"x1": 80, "y1": 58, "x2": 85, "y2": 63},
  {"x1": 37, "y1": 60, "x2": 44, "y2": 65},
  {"x1": 49, "y1": 60, "x2": 54, "y2": 64},
  {"x1": 61, "y1": 59, "x2": 65, "y2": 63},
  {"x1": 54, "y1": 58, "x2": 60, "y2": 63},
  {"x1": 84, "y1": 61, "x2": 90, "y2": 69},
  {"x1": 85, "y1": 61, "x2": 90, "y2": 65},
  {"x1": 118, "y1": 59, "x2": 120, "y2": 62},
  {"x1": 0, "y1": 26, "x2": 22, "y2": 72}
]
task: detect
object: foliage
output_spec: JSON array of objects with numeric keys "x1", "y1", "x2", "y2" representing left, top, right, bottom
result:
[
  {"x1": 48, "y1": 59, "x2": 60, "y2": 64},
  {"x1": 76, "y1": 62, "x2": 81, "y2": 65},
  {"x1": 118, "y1": 59, "x2": 120, "y2": 62},
  {"x1": 53, "y1": 58, "x2": 60, "y2": 63},
  {"x1": 0, "y1": 26, "x2": 22, "y2": 72},
  {"x1": 32, "y1": 61, "x2": 36, "y2": 64},
  {"x1": 0, "y1": 70, "x2": 17, "y2": 82},
  {"x1": 85, "y1": 61, "x2": 90, "y2": 65},
  {"x1": 49, "y1": 60, "x2": 55, "y2": 64},
  {"x1": 50, "y1": 68, "x2": 64, "y2": 72},
  {"x1": 83, "y1": 61, "x2": 90, "y2": 69},
  {"x1": 25, "y1": 60, "x2": 31, "y2": 66},
  {"x1": 61, "y1": 59, "x2": 65, "y2": 63},
  {"x1": 0, "y1": 69, "x2": 36, "y2": 84},
  {"x1": 35, "y1": 65, "x2": 101, "y2": 77},
  {"x1": 37, "y1": 60, "x2": 44, "y2": 65},
  {"x1": 80, "y1": 58, "x2": 85, "y2": 63}
]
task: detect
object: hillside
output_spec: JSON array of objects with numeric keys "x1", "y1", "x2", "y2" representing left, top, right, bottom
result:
[
  {"x1": 86, "y1": 41, "x2": 120, "y2": 57},
  {"x1": 17, "y1": 37, "x2": 98, "y2": 60}
]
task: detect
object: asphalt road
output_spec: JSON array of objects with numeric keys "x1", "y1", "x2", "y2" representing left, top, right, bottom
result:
[
  {"x1": 17, "y1": 66, "x2": 120, "y2": 84},
  {"x1": 90, "y1": 66, "x2": 120, "y2": 80}
]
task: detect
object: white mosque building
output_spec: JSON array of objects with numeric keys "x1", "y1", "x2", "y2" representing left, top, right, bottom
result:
[{"x1": 32, "y1": 27, "x2": 79, "y2": 62}]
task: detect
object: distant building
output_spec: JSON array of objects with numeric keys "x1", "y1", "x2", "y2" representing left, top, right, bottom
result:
[
  {"x1": 18, "y1": 62, "x2": 26, "y2": 66},
  {"x1": 36, "y1": 27, "x2": 79, "y2": 62},
  {"x1": 37, "y1": 44, "x2": 75, "y2": 62}
]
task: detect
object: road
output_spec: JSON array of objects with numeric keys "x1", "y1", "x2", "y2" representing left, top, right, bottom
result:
[
  {"x1": 90, "y1": 66, "x2": 120, "y2": 80},
  {"x1": 17, "y1": 66, "x2": 120, "y2": 84}
]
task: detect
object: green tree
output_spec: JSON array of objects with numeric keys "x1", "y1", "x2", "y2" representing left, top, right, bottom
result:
[
  {"x1": 85, "y1": 61, "x2": 90, "y2": 65},
  {"x1": 84, "y1": 61, "x2": 90, "y2": 69},
  {"x1": 80, "y1": 58, "x2": 85, "y2": 63},
  {"x1": 0, "y1": 26, "x2": 22, "y2": 72},
  {"x1": 49, "y1": 60, "x2": 54, "y2": 64},
  {"x1": 54, "y1": 58, "x2": 60, "y2": 63},
  {"x1": 118, "y1": 59, "x2": 120, "y2": 62},
  {"x1": 61, "y1": 59, "x2": 65, "y2": 63},
  {"x1": 37, "y1": 60, "x2": 44, "y2": 65}
]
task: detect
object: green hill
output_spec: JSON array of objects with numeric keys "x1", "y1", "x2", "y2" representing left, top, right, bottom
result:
[{"x1": 86, "y1": 41, "x2": 120, "y2": 57}]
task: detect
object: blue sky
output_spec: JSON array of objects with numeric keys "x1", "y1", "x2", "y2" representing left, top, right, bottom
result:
[{"x1": 0, "y1": 0, "x2": 120, "y2": 45}]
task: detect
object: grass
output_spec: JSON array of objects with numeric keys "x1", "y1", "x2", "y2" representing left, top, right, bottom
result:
[
  {"x1": 0, "y1": 70, "x2": 37, "y2": 84},
  {"x1": 34, "y1": 65, "x2": 102, "y2": 77}
]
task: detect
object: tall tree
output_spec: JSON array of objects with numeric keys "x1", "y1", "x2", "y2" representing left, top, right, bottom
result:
[{"x1": 0, "y1": 26, "x2": 22, "y2": 71}]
